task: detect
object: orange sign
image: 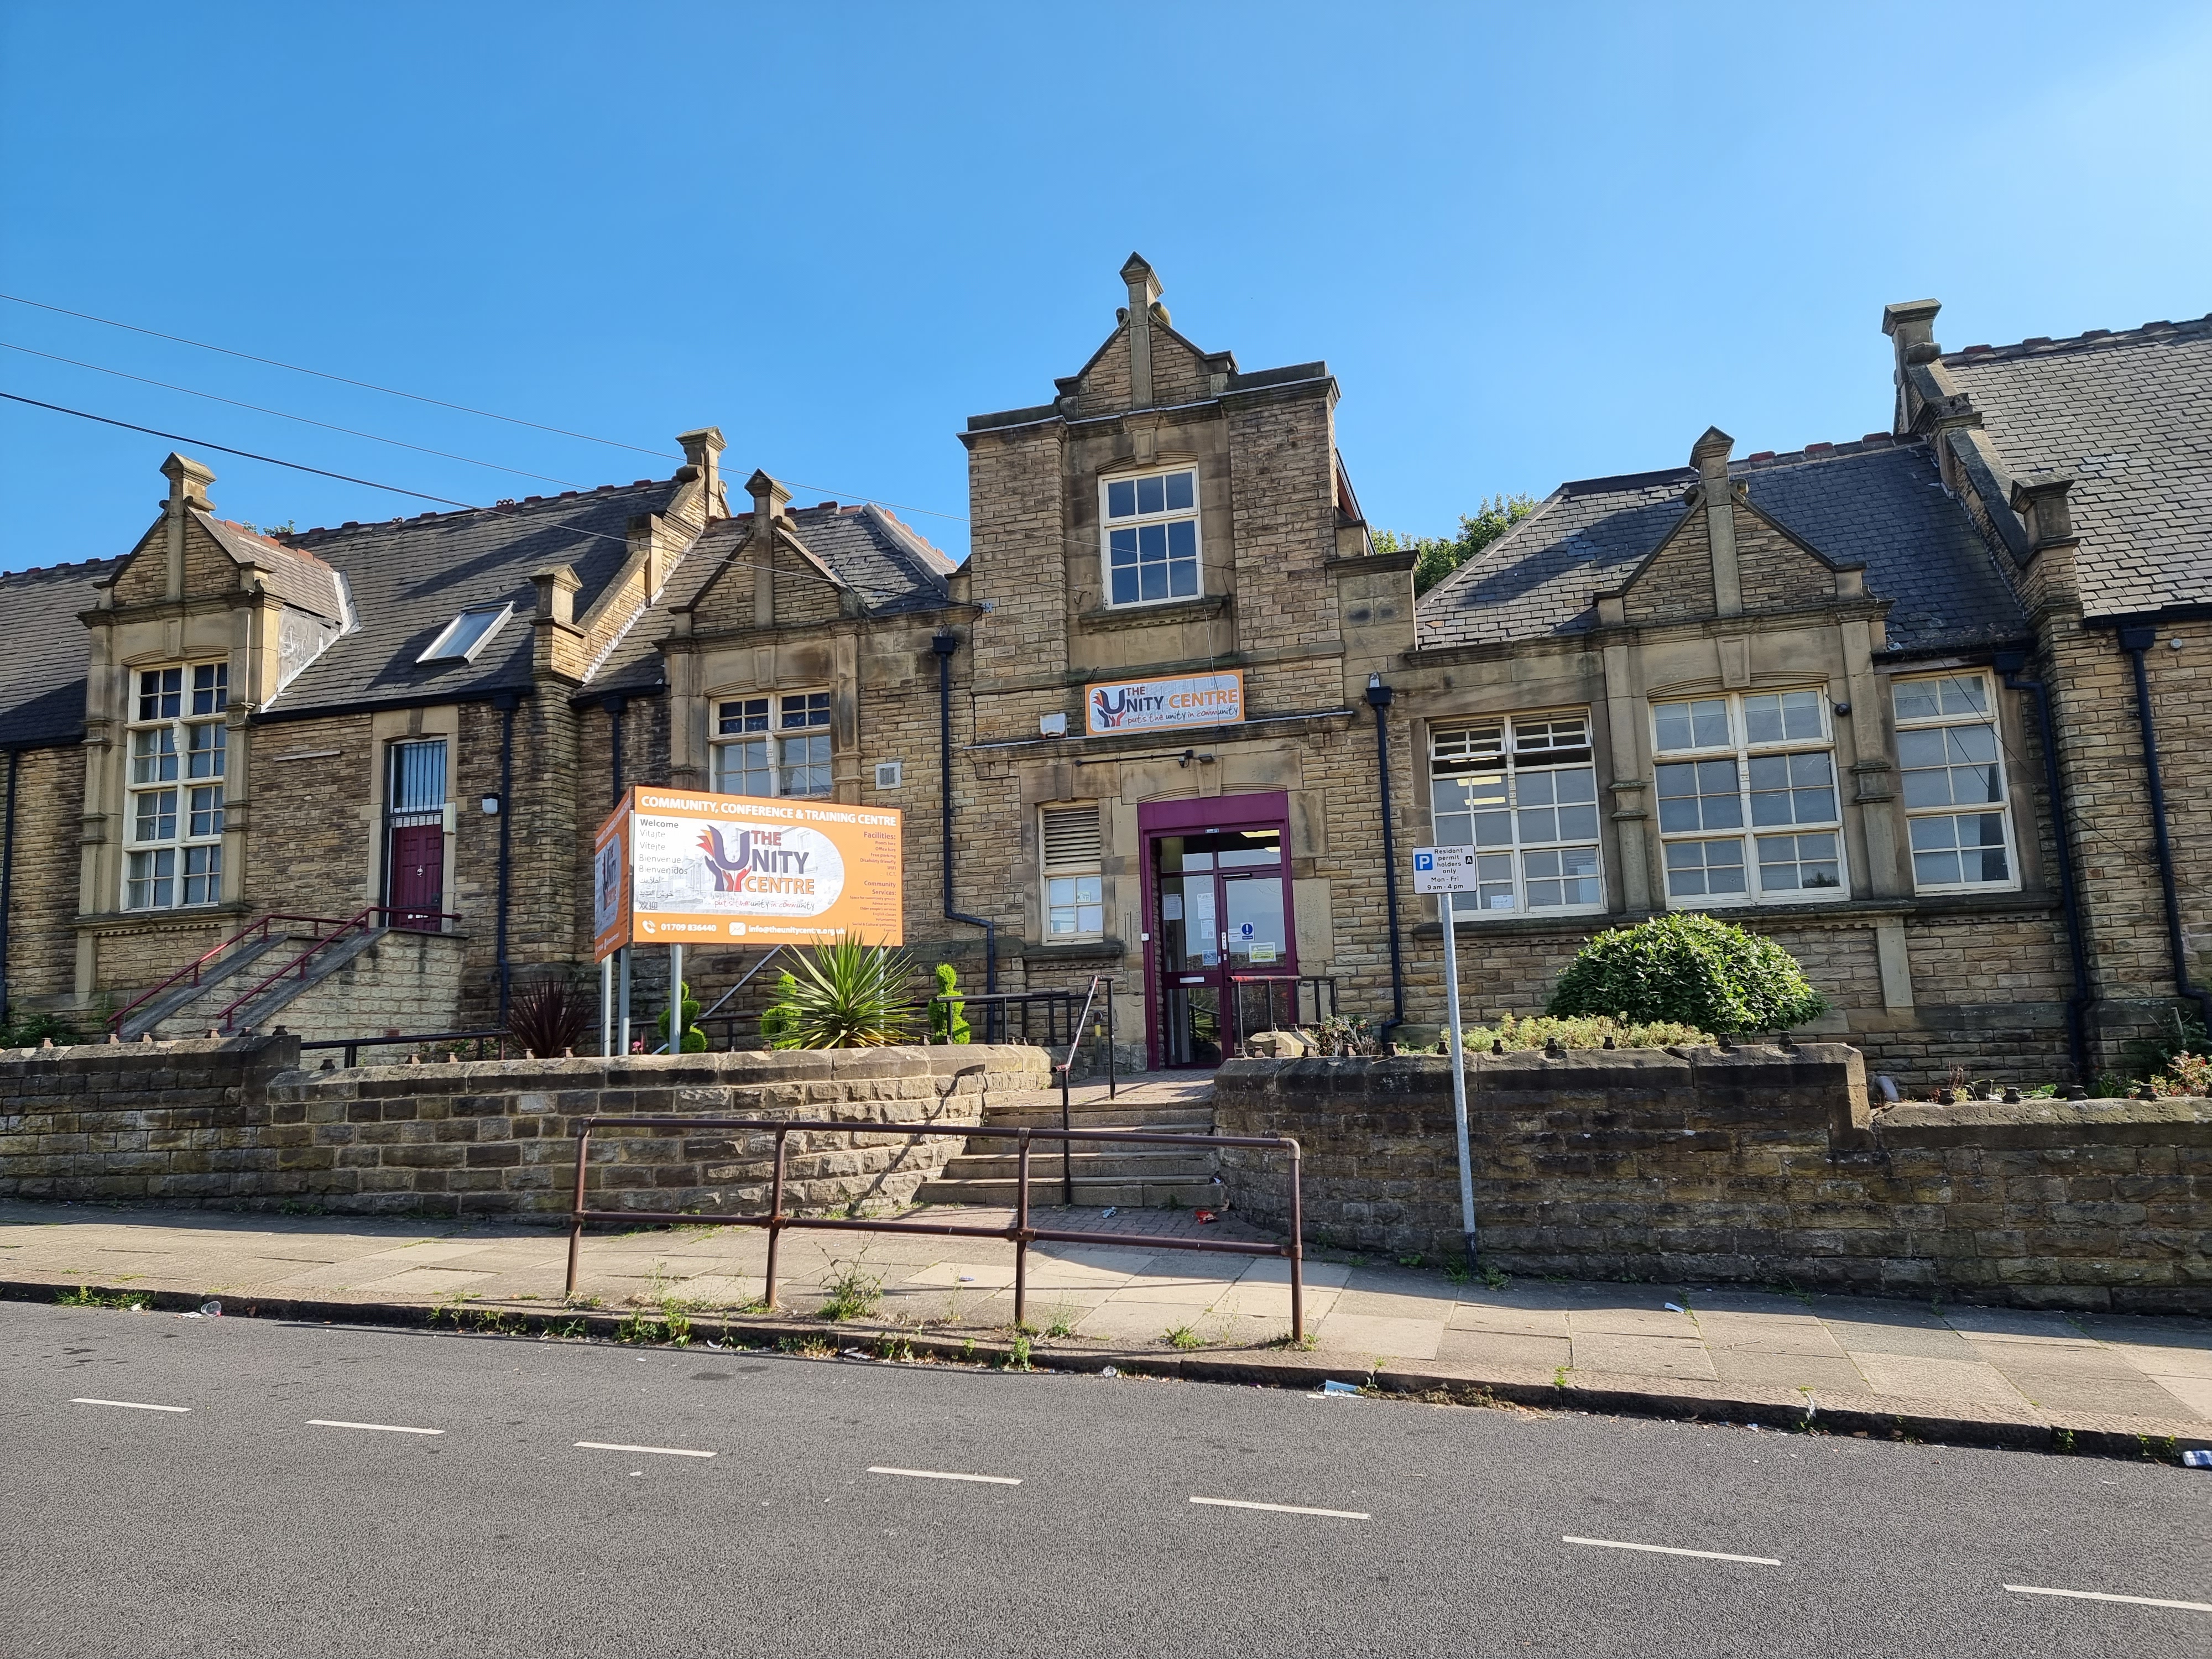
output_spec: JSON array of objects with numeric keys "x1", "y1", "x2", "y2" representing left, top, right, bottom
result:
[{"x1": 593, "y1": 786, "x2": 903, "y2": 959}]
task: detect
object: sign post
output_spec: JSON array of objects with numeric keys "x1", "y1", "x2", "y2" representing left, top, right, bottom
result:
[{"x1": 1412, "y1": 846, "x2": 1480, "y2": 1271}]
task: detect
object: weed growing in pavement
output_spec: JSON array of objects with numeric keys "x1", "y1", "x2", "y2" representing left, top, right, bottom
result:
[
  {"x1": 1005, "y1": 1334, "x2": 1034, "y2": 1371},
  {"x1": 1481, "y1": 1265, "x2": 1510, "y2": 1291},
  {"x1": 548, "y1": 1320, "x2": 588, "y2": 1340},
  {"x1": 1042, "y1": 1301, "x2": 1081, "y2": 1339},
  {"x1": 566, "y1": 1295, "x2": 603, "y2": 1310},
  {"x1": 616, "y1": 1312, "x2": 665, "y2": 1345},
  {"x1": 776, "y1": 1334, "x2": 838, "y2": 1358},
  {"x1": 1552, "y1": 1365, "x2": 1570, "y2": 1389},
  {"x1": 2139, "y1": 1434, "x2": 2180, "y2": 1463},
  {"x1": 1164, "y1": 1324, "x2": 1204, "y2": 1351},
  {"x1": 660, "y1": 1303, "x2": 694, "y2": 1346},
  {"x1": 872, "y1": 1334, "x2": 916, "y2": 1362},
  {"x1": 818, "y1": 1251, "x2": 885, "y2": 1322},
  {"x1": 1396, "y1": 1253, "x2": 1425, "y2": 1269},
  {"x1": 56, "y1": 1285, "x2": 150, "y2": 1311},
  {"x1": 1444, "y1": 1261, "x2": 1471, "y2": 1285},
  {"x1": 2053, "y1": 1428, "x2": 2076, "y2": 1454},
  {"x1": 960, "y1": 1339, "x2": 977, "y2": 1363},
  {"x1": 1266, "y1": 1330, "x2": 1318, "y2": 1352}
]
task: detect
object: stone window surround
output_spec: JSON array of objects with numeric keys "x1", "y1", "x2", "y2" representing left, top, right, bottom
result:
[
  {"x1": 1891, "y1": 667, "x2": 2023, "y2": 898},
  {"x1": 711, "y1": 687, "x2": 833, "y2": 800},
  {"x1": 1096, "y1": 462, "x2": 1204, "y2": 611},
  {"x1": 1426, "y1": 706, "x2": 1608, "y2": 922},
  {"x1": 122, "y1": 660, "x2": 229, "y2": 913},
  {"x1": 1651, "y1": 686, "x2": 1851, "y2": 911},
  {"x1": 1040, "y1": 801, "x2": 1105, "y2": 942}
]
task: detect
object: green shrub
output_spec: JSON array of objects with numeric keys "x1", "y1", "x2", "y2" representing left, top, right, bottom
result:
[
  {"x1": 654, "y1": 980, "x2": 707, "y2": 1053},
  {"x1": 1458, "y1": 1011, "x2": 1714, "y2": 1051},
  {"x1": 760, "y1": 971, "x2": 802, "y2": 1049},
  {"x1": 1547, "y1": 912, "x2": 1827, "y2": 1035},
  {"x1": 1, "y1": 1008, "x2": 80, "y2": 1048},
  {"x1": 773, "y1": 935, "x2": 919, "y2": 1048},
  {"x1": 928, "y1": 963, "x2": 972, "y2": 1044}
]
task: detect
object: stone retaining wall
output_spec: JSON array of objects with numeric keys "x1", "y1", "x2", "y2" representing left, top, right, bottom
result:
[
  {"x1": 0, "y1": 1037, "x2": 1050, "y2": 1219},
  {"x1": 1214, "y1": 1047, "x2": 2211, "y2": 1313}
]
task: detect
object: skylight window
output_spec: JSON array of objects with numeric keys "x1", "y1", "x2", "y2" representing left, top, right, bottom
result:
[{"x1": 418, "y1": 603, "x2": 514, "y2": 665}]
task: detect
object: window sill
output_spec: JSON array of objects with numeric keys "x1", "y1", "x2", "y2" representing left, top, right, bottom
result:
[
  {"x1": 1074, "y1": 595, "x2": 1230, "y2": 634},
  {"x1": 78, "y1": 902, "x2": 250, "y2": 934},
  {"x1": 1410, "y1": 888, "x2": 2059, "y2": 939},
  {"x1": 1018, "y1": 938, "x2": 1125, "y2": 963}
]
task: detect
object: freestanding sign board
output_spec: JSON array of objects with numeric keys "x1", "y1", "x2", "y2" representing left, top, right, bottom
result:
[
  {"x1": 593, "y1": 785, "x2": 904, "y2": 959},
  {"x1": 1411, "y1": 847, "x2": 1480, "y2": 1269}
]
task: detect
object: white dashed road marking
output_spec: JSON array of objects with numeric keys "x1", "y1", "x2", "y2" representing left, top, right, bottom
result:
[
  {"x1": 1191, "y1": 1496, "x2": 1370, "y2": 1520},
  {"x1": 575, "y1": 1441, "x2": 716, "y2": 1458},
  {"x1": 307, "y1": 1420, "x2": 444, "y2": 1436},
  {"x1": 1564, "y1": 1535, "x2": 1781, "y2": 1565},
  {"x1": 71, "y1": 1399, "x2": 189, "y2": 1413},
  {"x1": 2004, "y1": 1584, "x2": 2212, "y2": 1614},
  {"x1": 868, "y1": 1466, "x2": 1021, "y2": 1486}
]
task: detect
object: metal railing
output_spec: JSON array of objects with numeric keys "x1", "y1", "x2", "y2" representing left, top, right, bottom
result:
[
  {"x1": 927, "y1": 987, "x2": 1097, "y2": 1048},
  {"x1": 1050, "y1": 974, "x2": 1115, "y2": 1203},
  {"x1": 217, "y1": 906, "x2": 462, "y2": 1032},
  {"x1": 1225, "y1": 973, "x2": 1339, "y2": 1057},
  {"x1": 109, "y1": 912, "x2": 354, "y2": 1034},
  {"x1": 298, "y1": 1027, "x2": 508, "y2": 1068},
  {"x1": 564, "y1": 1114, "x2": 1305, "y2": 1340}
]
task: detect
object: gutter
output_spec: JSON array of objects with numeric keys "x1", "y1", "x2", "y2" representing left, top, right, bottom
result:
[
  {"x1": 930, "y1": 632, "x2": 997, "y2": 1020},
  {"x1": 1994, "y1": 649, "x2": 2094, "y2": 1083},
  {"x1": 2115, "y1": 627, "x2": 2212, "y2": 1041}
]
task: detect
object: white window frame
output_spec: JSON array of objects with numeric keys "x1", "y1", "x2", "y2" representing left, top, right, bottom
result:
[
  {"x1": 1652, "y1": 688, "x2": 1849, "y2": 909},
  {"x1": 1893, "y1": 670, "x2": 2021, "y2": 895},
  {"x1": 1099, "y1": 466, "x2": 1202, "y2": 609},
  {"x1": 1428, "y1": 710, "x2": 1606, "y2": 919},
  {"x1": 1040, "y1": 803, "x2": 1105, "y2": 942},
  {"x1": 418, "y1": 602, "x2": 513, "y2": 664},
  {"x1": 712, "y1": 690, "x2": 833, "y2": 800},
  {"x1": 124, "y1": 660, "x2": 228, "y2": 911}
]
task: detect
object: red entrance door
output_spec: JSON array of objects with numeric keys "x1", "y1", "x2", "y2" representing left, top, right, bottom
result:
[{"x1": 388, "y1": 823, "x2": 444, "y2": 929}]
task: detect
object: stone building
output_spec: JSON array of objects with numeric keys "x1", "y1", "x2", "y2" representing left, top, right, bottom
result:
[{"x1": 2, "y1": 260, "x2": 2207, "y2": 1087}]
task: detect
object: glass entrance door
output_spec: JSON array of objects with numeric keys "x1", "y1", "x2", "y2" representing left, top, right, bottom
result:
[{"x1": 1153, "y1": 828, "x2": 1290, "y2": 1067}]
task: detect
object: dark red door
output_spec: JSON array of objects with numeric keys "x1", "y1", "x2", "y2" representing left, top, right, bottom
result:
[{"x1": 388, "y1": 823, "x2": 444, "y2": 929}]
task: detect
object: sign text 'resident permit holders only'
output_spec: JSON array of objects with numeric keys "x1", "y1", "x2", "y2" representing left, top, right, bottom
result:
[
  {"x1": 592, "y1": 786, "x2": 903, "y2": 961},
  {"x1": 1085, "y1": 669, "x2": 1245, "y2": 737}
]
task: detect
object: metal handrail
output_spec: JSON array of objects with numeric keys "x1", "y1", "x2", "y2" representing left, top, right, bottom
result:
[
  {"x1": 690, "y1": 946, "x2": 786, "y2": 1045},
  {"x1": 564, "y1": 1113, "x2": 1305, "y2": 1340},
  {"x1": 109, "y1": 912, "x2": 355, "y2": 1032},
  {"x1": 1051, "y1": 974, "x2": 1116, "y2": 1203},
  {"x1": 298, "y1": 1027, "x2": 508, "y2": 1067},
  {"x1": 217, "y1": 905, "x2": 462, "y2": 1031},
  {"x1": 1225, "y1": 973, "x2": 1338, "y2": 1057}
]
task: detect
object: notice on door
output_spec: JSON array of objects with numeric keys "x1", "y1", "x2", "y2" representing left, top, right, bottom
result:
[{"x1": 1085, "y1": 670, "x2": 1245, "y2": 737}]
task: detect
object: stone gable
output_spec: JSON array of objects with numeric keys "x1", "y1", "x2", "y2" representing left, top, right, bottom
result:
[{"x1": 1618, "y1": 507, "x2": 1718, "y2": 623}]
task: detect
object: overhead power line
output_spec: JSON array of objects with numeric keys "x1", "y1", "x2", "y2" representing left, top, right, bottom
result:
[
  {"x1": 0, "y1": 340, "x2": 577, "y2": 487},
  {"x1": 0, "y1": 290, "x2": 971, "y2": 525},
  {"x1": 0, "y1": 290, "x2": 675, "y2": 458}
]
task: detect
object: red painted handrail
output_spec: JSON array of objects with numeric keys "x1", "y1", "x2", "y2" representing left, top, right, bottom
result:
[
  {"x1": 216, "y1": 906, "x2": 462, "y2": 1033},
  {"x1": 109, "y1": 913, "x2": 354, "y2": 1033}
]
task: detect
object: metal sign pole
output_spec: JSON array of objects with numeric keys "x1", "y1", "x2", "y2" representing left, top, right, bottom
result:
[
  {"x1": 667, "y1": 942, "x2": 684, "y2": 1055},
  {"x1": 618, "y1": 946, "x2": 632, "y2": 1056},
  {"x1": 601, "y1": 953, "x2": 614, "y2": 1057},
  {"x1": 1412, "y1": 846, "x2": 1480, "y2": 1274}
]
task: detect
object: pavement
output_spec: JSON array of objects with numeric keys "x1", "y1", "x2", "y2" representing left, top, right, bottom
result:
[
  {"x1": 5, "y1": 1196, "x2": 2208, "y2": 1458},
  {"x1": 3, "y1": 1300, "x2": 2206, "y2": 1658}
]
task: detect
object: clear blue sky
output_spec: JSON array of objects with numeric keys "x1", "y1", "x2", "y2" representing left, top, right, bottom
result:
[{"x1": 2, "y1": 2, "x2": 2208, "y2": 573}]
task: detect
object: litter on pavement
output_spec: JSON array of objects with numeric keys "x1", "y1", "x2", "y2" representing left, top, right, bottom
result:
[
  {"x1": 2183, "y1": 1449, "x2": 2212, "y2": 1468},
  {"x1": 1663, "y1": 1303, "x2": 1686, "y2": 1313},
  {"x1": 1319, "y1": 1379, "x2": 1361, "y2": 1396},
  {"x1": 1099, "y1": 1366, "x2": 1119, "y2": 1378},
  {"x1": 200, "y1": 1300, "x2": 221, "y2": 1316}
]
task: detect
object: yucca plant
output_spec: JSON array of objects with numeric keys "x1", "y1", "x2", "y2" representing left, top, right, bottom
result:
[
  {"x1": 776, "y1": 935, "x2": 919, "y2": 1048},
  {"x1": 508, "y1": 975, "x2": 589, "y2": 1059}
]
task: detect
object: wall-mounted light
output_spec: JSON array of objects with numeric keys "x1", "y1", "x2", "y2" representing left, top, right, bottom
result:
[
  {"x1": 1833, "y1": 701, "x2": 1852, "y2": 717},
  {"x1": 481, "y1": 795, "x2": 502, "y2": 816}
]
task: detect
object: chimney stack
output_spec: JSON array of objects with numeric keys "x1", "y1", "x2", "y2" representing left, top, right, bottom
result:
[
  {"x1": 161, "y1": 452, "x2": 215, "y2": 512},
  {"x1": 1881, "y1": 300, "x2": 1943, "y2": 435},
  {"x1": 1689, "y1": 426, "x2": 1742, "y2": 617},
  {"x1": 677, "y1": 426, "x2": 726, "y2": 516}
]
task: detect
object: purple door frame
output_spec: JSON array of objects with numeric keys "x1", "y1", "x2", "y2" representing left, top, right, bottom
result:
[{"x1": 1136, "y1": 790, "x2": 1296, "y2": 1071}]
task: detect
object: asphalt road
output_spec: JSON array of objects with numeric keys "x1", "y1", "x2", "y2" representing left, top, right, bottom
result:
[{"x1": 3, "y1": 1302, "x2": 2205, "y2": 1659}]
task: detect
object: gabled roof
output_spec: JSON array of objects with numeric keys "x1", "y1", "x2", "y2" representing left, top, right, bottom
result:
[
  {"x1": 587, "y1": 499, "x2": 956, "y2": 696},
  {"x1": 190, "y1": 512, "x2": 347, "y2": 620},
  {"x1": 1415, "y1": 437, "x2": 2025, "y2": 655},
  {"x1": 0, "y1": 557, "x2": 124, "y2": 748},
  {"x1": 1941, "y1": 314, "x2": 2212, "y2": 617},
  {"x1": 267, "y1": 479, "x2": 684, "y2": 712}
]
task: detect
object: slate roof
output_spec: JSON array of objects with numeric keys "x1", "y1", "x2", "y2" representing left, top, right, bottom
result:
[
  {"x1": 191, "y1": 512, "x2": 347, "y2": 620},
  {"x1": 585, "y1": 500, "x2": 956, "y2": 697},
  {"x1": 1414, "y1": 437, "x2": 2026, "y2": 655},
  {"x1": 1942, "y1": 314, "x2": 2212, "y2": 617},
  {"x1": 0, "y1": 557, "x2": 123, "y2": 748},
  {"x1": 267, "y1": 479, "x2": 682, "y2": 714}
]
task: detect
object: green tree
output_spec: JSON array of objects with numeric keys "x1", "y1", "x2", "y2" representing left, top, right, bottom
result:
[
  {"x1": 760, "y1": 971, "x2": 803, "y2": 1049},
  {"x1": 1547, "y1": 912, "x2": 1827, "y2": 1036},
  {"x1": 655, "y1": 980, "x2": 707, "y2": 1053},
  {"x1": 1374, "y1": 493, "x2": 1540, "y2": 597}
]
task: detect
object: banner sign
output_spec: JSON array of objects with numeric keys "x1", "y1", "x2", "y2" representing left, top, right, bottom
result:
[
  {"x1": 1085, "y1": 669, "x2": 1245, "y2": 737},
  {"x1": 592, "y1": 785, "x2": 904, "y2": 959}
]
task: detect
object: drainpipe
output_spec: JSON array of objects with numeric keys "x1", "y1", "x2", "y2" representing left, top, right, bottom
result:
[
  {"x1": 0, "y1": 748, "x2": 18, "y2": 1020},
  {"x1": 491, "y1": 691, "x2": 519, "y2": 1032},
  {"x1": 1994, "y1": 649, "x2": 2093, "y2": 1083},
  {"x1": 930, "y1": 632, "x2": 996, "y2": 1027},
  {"x1": 1366, "y1": 672, "x2": 1406, "y2": 1043},
  {"x1": 2116, "y1": 627, "x2": 2212, "y2": 1040}
]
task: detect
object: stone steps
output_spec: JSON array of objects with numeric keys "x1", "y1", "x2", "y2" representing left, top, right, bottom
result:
[{"x1": 912, "y1": 1074, "x2": 1223, "y2": 1210}]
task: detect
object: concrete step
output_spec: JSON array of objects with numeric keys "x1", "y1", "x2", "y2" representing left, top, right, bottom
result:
[
  {"x1": 937, "y1": 1147, "x2": 1219, "y2": 1182},
  {"x1": 981, "y1": 1104, "x2": 1215, "y2": 1131},
  {"x1": 128, "y1": 931, "x2": 302, "y2": 1040},
  {"x1": 911, "y1": 1175, "x2": 1226, "y2": 1209}
]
